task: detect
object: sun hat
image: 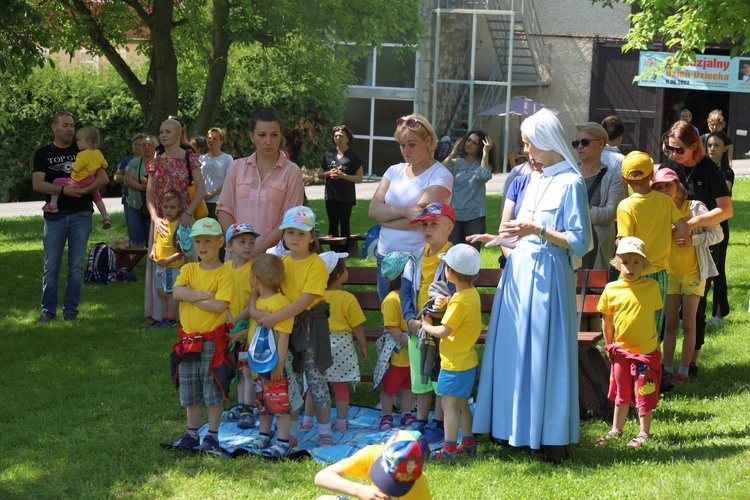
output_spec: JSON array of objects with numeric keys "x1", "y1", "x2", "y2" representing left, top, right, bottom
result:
[
  {"x1": 247, "y1": 324, "x2": 278, "y2": 375},
  {"x1": 226, "y1": 222, "x2": 260, "y2": 242},
  {"x1": 319, "y1": 251, "x2": 348, "y2": 274},
  {"x1": 621, "y1": 151, "x2": 654, "y2": 180},
  {"x1": 381, "y1": 251, "x2": 410, "y2": 281},
  {"x1": 279, "y1": 205, "x2": 316, "y2": 231},
  {"x1": 409, "y1": 202, "x2": 455, "y2": 224},
  {"x1": 616, "y1": 236, "x2": 648, "y2": 259},
  {"x1": 368, "y1": 430, "x2": 429, "y2": 497},
  {"x1": 651, "y1": 167, "x2": 680, "y2": 186},
  {"x1": 189, "y1": 217, "x2": 223, "y2": 237},
  {"x1": 439, "y1": 243, "x2": 480, "y2": 275},
  {"x1": 266, "y1": 240, "x2": 291, "y2": 258}
]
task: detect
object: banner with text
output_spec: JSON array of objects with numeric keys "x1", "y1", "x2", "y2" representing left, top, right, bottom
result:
[{"x1": 638, "y1": 51, "x2": 750, "y2": 93}]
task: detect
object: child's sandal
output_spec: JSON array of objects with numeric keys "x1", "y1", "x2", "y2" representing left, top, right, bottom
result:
[
  {"x1": 627, "y1": 432, "x2": 650, "y2": 447},
  {"x1": 596, "y1": 429, "x2": 623, "y2": 446}
]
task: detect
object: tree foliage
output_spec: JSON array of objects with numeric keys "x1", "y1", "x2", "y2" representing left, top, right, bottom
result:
[
  {"x1": 0, "y1": 1, "x2": 53, "y2": 78},
  {"x1": 595, "y1": 1, "x2": 750, "y2": 67},
  {"x1": 6, "y1": 0, "x2": 425, "y2": 135}
]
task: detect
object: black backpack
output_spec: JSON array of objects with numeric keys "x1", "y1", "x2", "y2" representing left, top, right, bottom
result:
[
  {"x1": 578, "y1": 345, "x2": 615, "y2": 421},
  {"x1": 85, "y1": 242, "x2": 117, "y2": 284}
]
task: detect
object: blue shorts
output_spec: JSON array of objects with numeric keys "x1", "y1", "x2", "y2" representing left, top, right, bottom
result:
[{"x1": 437, "y1": 366, "x2": 477, "y2": 398}]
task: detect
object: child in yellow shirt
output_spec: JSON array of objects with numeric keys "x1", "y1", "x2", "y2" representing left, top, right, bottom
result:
[
  {"x1": 171, "y1": 218, "x2": 234, "y2": 452},
  {"x1": 150, "y1": 190, "x2": 184, "y2": 328},
  {"x1": 421, "y1": 244, "x2": 482, "y2": 460}
]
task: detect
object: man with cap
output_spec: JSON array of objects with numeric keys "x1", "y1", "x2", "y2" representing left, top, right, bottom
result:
[
  {"x1": 616, "y1": 152, "x2": 689, "y2": 391},
  {"x1": 171, "y1": 218, "x2": 235, "y2": 452},
  {"x1": 314, "y1": 430, "x2": 431, "y2": 499}
]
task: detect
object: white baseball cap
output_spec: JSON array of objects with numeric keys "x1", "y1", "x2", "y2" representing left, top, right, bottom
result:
[
  {"x1": 439, "y1": 243, "x2": 480, "y2": 275},
  {"x1": 617, "y1": 236, "x2": 648, "y2": 259},
  {"x1": 319, "y1": 251, "x2": 349, "y2": 274}
]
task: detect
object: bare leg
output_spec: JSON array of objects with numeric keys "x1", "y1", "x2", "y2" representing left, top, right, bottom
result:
[
  {"x1": 662, "y1": 294, "x2": 681, "y2": 368},
  {"x1": 187, "y1": 403, "x2": 204, "y2": 429},
  {"x1": 680, "y1": 295, "x2": 700, "y2": 371},
  {"x1": 456, "y1": 397, "x2": 474, "y2": 440},
  {"x1": 416, "y1": 392, "x2": 433, "y2": 421},
  {"x1": 441, "y1": 395, "x2": 459, "y2": 443},
  {"x1": 207, "y1": 404, "x2": 222, "y2": 432}
]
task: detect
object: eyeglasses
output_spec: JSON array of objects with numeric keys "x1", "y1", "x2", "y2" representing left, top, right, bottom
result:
[
  {"x1": 571, "y1": 138, "x2": 603, "y2": 148},
  {"x1": 664, "y1": 145, "x2": 686, "y2": 155},
  {"x1": 396, "y1": 118, "x2": 422, "y2": 129}
]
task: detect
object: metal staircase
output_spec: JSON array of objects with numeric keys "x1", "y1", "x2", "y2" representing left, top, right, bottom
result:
[{"x1": 433, "y1": 0, "x2": 548, "y2": 139}]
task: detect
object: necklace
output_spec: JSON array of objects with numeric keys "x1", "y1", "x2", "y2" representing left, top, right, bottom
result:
[
  {"x1": 684, "y1": 165, "x2": 697, "y2": 184},
  {"x1": 530, "y1": 174, "x2": 554, "y2": 221}
]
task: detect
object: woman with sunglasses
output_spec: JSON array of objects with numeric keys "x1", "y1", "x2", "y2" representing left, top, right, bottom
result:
[
  {"x1": 441, "y1": 129, "x2": 498, "y2": 251},
  {"x1": 574, "y1": 122, "x2": 626, "y2": 269},
  {"x1": 368, "y1": 114, "x2": 453, "y2": 301},
  {"x1": 468, "y1": 108, "x2": 592, "y2": 464},
  {"x1": 660, "y1": 120, "x2": 733, "y2": 378},
  {"x1": 317, "y1": 125, "x2": 363, "y2": 252}
]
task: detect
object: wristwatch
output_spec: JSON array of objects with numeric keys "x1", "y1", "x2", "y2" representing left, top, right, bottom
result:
[{"x1": 186, "y1": 209, "x2": 193, "y2": 217}]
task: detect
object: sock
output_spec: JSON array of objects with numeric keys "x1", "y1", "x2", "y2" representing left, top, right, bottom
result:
[
  {"x1": 434, "y1": 419, "x2": 444, "y2": 429},
  {"x1": 461, "y1": 436, "x2": 476, "y2": 447},
  {"x1": 187, "y1": 428, "x2": 200, "y2": 439},
  {"x1": 302, "y1": 415, "x2": 313, "y2": 425},
  {"x1": 277, "y1": 438, "x2": 289, "y2": 445},
  {"x1": 290, "y1": 420, "x2": 300, "y2": 436},
  {"x1": 678, "y1": 366, "x2": 689, "y2": 376},
  {"x1": 612, "y1": 428, "x2": 623, "y2": 435},
  {"x1": 318, "y1": 422, "x2": 331, "y2": 435},
  {"x1": 664, "y1": 365, "x2": 673, "y2": 374},
  {"x1": 336, "y1": 417, "x2": 347, "y2": 424},
  {"x1": 443, "y1": 441, "x2": 458, "y2": 453}
]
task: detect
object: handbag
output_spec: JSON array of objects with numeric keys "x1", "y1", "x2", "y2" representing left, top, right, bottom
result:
[{"x1": 185, "y1": 150, "x2": 209, "y2": 219}]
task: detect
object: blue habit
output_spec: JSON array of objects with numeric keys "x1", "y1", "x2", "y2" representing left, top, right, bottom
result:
[{"x1": 472, "y1": 160, "x2": 592, "y2": 449}]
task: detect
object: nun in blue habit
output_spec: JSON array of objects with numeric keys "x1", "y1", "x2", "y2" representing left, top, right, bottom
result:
[{"x1": 468, "y1": 108, "x2": 592, "y2": 463}]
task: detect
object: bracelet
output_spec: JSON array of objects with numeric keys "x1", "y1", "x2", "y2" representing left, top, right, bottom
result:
[{"x1": 539, "y1": 226, "x2": 546, "y2": 237}]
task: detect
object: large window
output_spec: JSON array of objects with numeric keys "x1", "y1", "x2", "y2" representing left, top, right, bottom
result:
[{"x1": 343, "y1": 44, "x2": 418, "y2": 177}]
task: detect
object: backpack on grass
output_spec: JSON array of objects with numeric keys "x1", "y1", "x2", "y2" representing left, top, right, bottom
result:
[
  {"x1": 578, "y1": 345, "x2": 614, "y2": 421},
  {"x1": 85, "y1": 242, "x2": 117, "y2": 284}
]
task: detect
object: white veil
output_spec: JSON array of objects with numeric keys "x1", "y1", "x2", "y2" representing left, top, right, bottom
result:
[{"x1": 521, "y1": 108, "x2": 580, "y2": 173}]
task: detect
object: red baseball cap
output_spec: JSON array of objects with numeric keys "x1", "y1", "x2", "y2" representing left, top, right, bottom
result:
[{"x1": 410, "y1": 202, "x2": 455, "y2": 224}]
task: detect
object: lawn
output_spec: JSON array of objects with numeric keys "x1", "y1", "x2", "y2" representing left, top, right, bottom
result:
[{"x1": 1, "y1": 185, "x2": 749, "y2": 498}]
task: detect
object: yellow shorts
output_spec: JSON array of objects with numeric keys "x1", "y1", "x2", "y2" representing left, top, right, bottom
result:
[{"x1": 667, "y1": 272, "x2": 705, "y2": 296}]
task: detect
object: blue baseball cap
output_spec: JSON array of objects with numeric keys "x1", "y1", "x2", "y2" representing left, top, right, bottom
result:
[
  {"x1": 248, "y1": 324, "x2": 278, "y2": 375},
  {"x1": 381, "y1": 251, "x2": 410, "y2": 281},
  {"x1": 226, "y1": 222, "x2": 260, "y2": 242},
  {"x1": 279, "y1": 206, "x2": 316, "y2": 231}
]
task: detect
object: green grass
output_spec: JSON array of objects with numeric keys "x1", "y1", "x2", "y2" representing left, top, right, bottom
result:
[{"x1": 1, "y1": 187, "x2": 750, "y2": 498}]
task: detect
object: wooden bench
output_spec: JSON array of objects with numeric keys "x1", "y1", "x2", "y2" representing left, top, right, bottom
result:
[
  {"x1": 318, "y1": 233, "x2": 367, "y2": 257},
  {"x1": 342, "y1": 267, "x2": 606, "y2": 383},
  {"x1": 112, "y1": 247, "x2": 147, "y2": 271}
]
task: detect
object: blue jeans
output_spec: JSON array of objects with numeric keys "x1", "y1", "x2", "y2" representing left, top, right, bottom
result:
[
  {"x1": 41, "y1": 210, "x2": 93, "y2": 316},
  {"x1": 126, "y1": 205, "x2": 150, "y2": 246},
  {"x1": 375, "y1": 251, "x2": 390, "y2": 303}
]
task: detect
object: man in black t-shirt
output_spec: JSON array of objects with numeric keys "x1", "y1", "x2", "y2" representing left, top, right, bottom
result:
[{"x1": 32, "y1": 111, "x2": 109, "y2": 324}]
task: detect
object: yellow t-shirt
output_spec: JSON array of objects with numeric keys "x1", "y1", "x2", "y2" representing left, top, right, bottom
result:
[
  {"x1": 338, "y1": 444, "x2": 431, "y2": 500},
  {"x1": 439, "y1": 288, "x2": 481, "y2": 371},
  {"x1": 667, "y1": 200, "x2": 699, "y2": 276},
  {"x1": 175, "y1": 263, "x2": 234, "y2": 334},
  {"x1": 616, "y1": 190, "x2": 683, "y2": 274},
  {"x1": 250, "y1": 293, "x2": 294, "y2": 342},
  {"x1": 324, "y1": 289, "x2": 366, "y2": 333},
  {"x1": 154, "y1": 220, "x2": 183, "y2": 268},
  {"x1": 416, "y1": 241, "x2": 451, "y2": 311},
  {"x1": 382, "y1": 290, "x2": 410, "y2": 368},
  {"x1": 597, "y1": 277, "x2": 662, "y2": 354},
  {"x1": 280, "y1": 253, "x2": 327, "y2": 309},
  {"x1": 71, "y1": 149, "x2": 107, "y2": 182},
  {"x1": 223, "y1": 258, "x2": 253, "y2": 318}
]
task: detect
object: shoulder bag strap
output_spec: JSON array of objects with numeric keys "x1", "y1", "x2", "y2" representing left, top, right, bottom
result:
[{"x1": 587, "y1": 167, "x2": 607, "y2": 202}]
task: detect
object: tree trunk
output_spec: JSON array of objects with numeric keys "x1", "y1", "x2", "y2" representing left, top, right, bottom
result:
[
  {"x1": 144, "y1": 0, "x2": 180, "y2": 135},
  {"x1": 192, "y1": 0, "x2": 232, "y2": 136}
]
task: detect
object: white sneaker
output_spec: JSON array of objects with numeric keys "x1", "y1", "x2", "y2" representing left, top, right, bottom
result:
[{"x1": 707, "y1": 316, "x2": 725, "y2": 327}]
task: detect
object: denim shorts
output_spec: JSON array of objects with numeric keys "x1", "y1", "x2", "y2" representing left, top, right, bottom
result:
[{"x1": 154, "y1": 266, "x2": 180, "y2": 293}]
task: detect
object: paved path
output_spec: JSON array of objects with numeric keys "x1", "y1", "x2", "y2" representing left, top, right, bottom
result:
[{"x1": 3, "y1": 159, "x2": 748, "y2": 219}]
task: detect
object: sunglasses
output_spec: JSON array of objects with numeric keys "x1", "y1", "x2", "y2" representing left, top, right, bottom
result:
[
  {"x1": 396, "y1": 117, "x2": 422, "y2": 129},
  {"x1": 664, "y1": 145, "x2": 686, "y2": 155},
  {"x1": 333, "y1": 125, "x2": 347, "y2": 131},
  {"x1": 571, "y1": 138, "x2": 602, "y2": 148}
]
